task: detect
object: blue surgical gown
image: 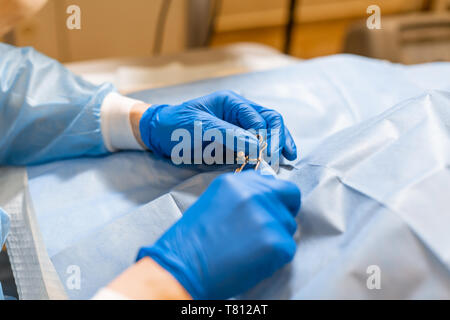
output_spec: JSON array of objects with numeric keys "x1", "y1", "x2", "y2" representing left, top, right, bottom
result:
[
  {"x1": 0, "y1": 43, "x2": 114, "y2": 166},
  {"x1": 0, "y1": 43, "x2": 115, "y2": 298}
]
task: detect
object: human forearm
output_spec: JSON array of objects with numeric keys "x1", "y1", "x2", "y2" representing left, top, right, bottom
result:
[
  {"x1": 0, "y1": 43, "x2": 152, "y2": 165},
  {"x1": 130, "y1": 102, "x2": 150, "y2": 149},
  {"x1": 93, "y1": 257, "x2": 192, "y2": 300}
]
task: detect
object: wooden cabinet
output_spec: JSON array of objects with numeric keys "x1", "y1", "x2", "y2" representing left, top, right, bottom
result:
[
  {"x1": 212, "y1": 0, "x2": 426, "y2": 58},
  {"x1": 215, "y1": 0, "x2": 425, "y2": 30}
]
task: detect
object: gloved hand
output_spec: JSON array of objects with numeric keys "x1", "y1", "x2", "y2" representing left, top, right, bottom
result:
[
  {"x1": 139, "y1": 90, "x2": 297, "y2": 163},
  {"x1": 137, "y1": 171, "x2": 301, "y2": 299}
]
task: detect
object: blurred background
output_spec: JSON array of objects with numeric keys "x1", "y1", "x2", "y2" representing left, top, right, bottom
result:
[
  {"x1": 0, "y1": 0, "x2": 449, "y2": 300},
  {"x1": 0, "y1": 0, "x2": 449, "y2": 92},
  {"x1": 1, "y1": 0, "x2": 448, "y2": 62}
]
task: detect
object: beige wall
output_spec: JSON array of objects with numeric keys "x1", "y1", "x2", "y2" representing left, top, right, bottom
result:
[{"x1": 13, "y1": 0, "x2": 187, "y2": 62}]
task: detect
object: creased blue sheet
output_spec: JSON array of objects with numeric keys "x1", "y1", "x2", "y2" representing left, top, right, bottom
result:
[
  {"x1": 0, "y1": 208, "x2": 8, "y2": 249},
  {"x1": 0, "y1": 208, "x2": 9, "y2": 300},
  {"x1": 26, "y1": 55, "x2": 450, "y2": 299}
]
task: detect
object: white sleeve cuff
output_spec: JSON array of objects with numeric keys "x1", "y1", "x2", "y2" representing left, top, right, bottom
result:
[
  {"x1": 91, "y1": 288, "x2": 131, "y2": 300},
  {"x1": 101, "y1": 92, "x2": 145, "y2": 152}
]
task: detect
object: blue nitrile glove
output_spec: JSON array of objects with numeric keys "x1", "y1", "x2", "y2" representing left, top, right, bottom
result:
[
  {"x1": 137, "y1": 171, "x2": 301, "y2": 299},
  {"x1": 139, "y1": 90, "x2": 297, "y2": 163}
]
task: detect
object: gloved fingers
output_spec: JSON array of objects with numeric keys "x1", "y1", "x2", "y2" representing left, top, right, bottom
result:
[
  {"x1": 282, "y1": 127, "x2": 298, "y2": 161},
  {"x1": 183, "y1": 91, "x2": 268, "y2": 133},
  {"x1": 205, "y1": 91, "x2": 297, "y2": 161},
  {"x1": 202, "y1": 115, "x2": 260, "y2": 156},
  {"x1": 276, "y1": 232, "x2": 297, "y2": 265},
  {"x1": 254, "y1": 109, "x2": 286, "y2": 158},
  {"x1": 184, "y1": 91, "x2": 297, "y2": 162},
  {"x1": 268, "y1": 178, "x2": 302, "y2": 217},
  {"x1": 253, "y1": 172, "x2": 301, "y2": 216},
  {"x1": 264, "y1": 227, "x2": 298, "y2": 266},
  {"x1": 267, "y1": 203, "x2": 298, "y2": 236},
  {"x1": 246, "y1": 103, "x2": 298, "y2": 161},
  {"x1": 224, "y1": 102, "x2": 268, "y2": 131},
  {"x1": 216, "y1": 91, "x2": 271, "y2": 132}
]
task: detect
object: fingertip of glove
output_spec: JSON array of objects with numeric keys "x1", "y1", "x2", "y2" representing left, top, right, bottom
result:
[
  {"x1": 282, "y1": 148, "x2": 298, "y2": 161},
  {"x1": 293, "y1": 187, "x2": 302, "y2": 216}
]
